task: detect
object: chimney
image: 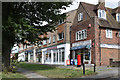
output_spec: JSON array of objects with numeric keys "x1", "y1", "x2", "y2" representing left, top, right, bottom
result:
[{"x1": 98, "y1": 0, "x2": 105, "y2": 4}]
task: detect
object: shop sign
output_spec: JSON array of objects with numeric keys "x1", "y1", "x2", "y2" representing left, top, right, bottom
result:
[
  {"x1": 47, "y1": 46, "x2": 57, "y2": 50},
  {"x1": 100, "y1": 44, "x2": 120, "y2": 49},
  {"x1": 72, "y1": 40, "x2": 91, "y2": 47}
]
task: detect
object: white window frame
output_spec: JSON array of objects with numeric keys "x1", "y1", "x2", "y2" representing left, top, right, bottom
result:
[
  {"x1": 106, "y1": 29, "x2": 112, "y2": 38},
  {"x1": 116, "y1": 13, "x2": 120, "y2": 22},
  {"x1": 49, "y1": 37, "x2": 51, "y2": 44},
  {"x1": 53, "y1": 35, "x2": 56, "y2": 43},
  {"x1": 98, "y1": 9, "x2": 106, "y2": 19},
  {"x1": 39, "y1": 41, "x2": 42, "y2": 46},
  {"x1": 58, "y1": 33, "x2": 64, "y2": 41},
  {"x1": 43, "y1": 40, "x2": 47, "y2": 45},
  {"x1": 78, "y1": 12, "x2": 83, "y2": 21},
  {"x1": 76, "y1": 29, "x2": 87, "y2": 41}
]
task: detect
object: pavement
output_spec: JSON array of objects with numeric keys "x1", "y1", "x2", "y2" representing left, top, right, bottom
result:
[
  {"x1": 17, "y1": 68, "x2": 48, "y2": 79},
  {"x1": 81, "y1": 66, "x2": 119, "y2": 78},
  {"x1": 18, "y1": 62, "x2": 120, "y2": 79}
]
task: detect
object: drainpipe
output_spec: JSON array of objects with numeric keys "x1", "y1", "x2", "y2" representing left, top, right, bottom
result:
[{"x1": 99, "y1": 28, "x2": 101, "y2": 66}]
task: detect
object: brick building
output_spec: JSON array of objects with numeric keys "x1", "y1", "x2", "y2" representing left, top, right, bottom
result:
[
  {"x1": 70, "y1": 0, "x2": 120, "y2": 66},
  {"x1": 38, "y1": 10, "x2": 77, "y2": 65}
]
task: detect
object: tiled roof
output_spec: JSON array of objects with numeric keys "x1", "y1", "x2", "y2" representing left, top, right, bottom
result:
[{"x1": 81, "y1": 2, "x2": 120, "y2": 29}]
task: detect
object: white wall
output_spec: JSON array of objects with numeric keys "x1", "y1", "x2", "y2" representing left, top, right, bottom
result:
[{"x1": 18, "y1": 52, "x2": 25, "y2": 62}]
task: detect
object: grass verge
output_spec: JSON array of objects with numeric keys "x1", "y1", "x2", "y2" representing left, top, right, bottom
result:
[
  {"x1": 1, "y1": 71, "x2": 28, "y2": 80},
  {"x1": 17, "y1": 63, "x2": 97, "y2": 78}
]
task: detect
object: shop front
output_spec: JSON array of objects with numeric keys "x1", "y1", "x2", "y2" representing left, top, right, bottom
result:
[
  {"x1": 41, "y1": 43, "x2": 70, "y2": 65},
  {"x1": 70, "y1": 40, "x2": 91, "y2": 66},
  {"x1": 36, "y1": 49, "x2": 42, "y2": 63}
]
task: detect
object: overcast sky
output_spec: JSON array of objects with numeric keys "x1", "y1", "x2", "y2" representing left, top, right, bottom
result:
[{"x1": 62, "y1": 0, "x2": 120, "y2": 13}]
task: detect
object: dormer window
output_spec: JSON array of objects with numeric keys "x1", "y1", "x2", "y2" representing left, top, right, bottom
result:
[
  {"x1": 98, "y1": 9, "x2": 106, "y2": 19},
  {"x1": 116, "y1": 13, "x2": 120, "y2": 22},
  {"x1": 78, "y1": 12, "x2": 83, "y2": 21}
]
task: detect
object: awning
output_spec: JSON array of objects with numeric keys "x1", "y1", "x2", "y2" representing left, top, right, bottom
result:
[{"x1": 70, "y1": 45, "x2": 91, "y2": 51}]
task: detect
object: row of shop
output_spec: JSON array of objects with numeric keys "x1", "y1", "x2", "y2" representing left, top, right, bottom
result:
[{"x1": 18, "y1": 40, "x2": 92, "y2": 66}]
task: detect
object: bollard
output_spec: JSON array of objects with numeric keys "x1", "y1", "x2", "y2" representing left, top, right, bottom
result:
[
  {"x1": 83, "y1": 63, "x2": 85, "y2": 75},
  {"x1": 94, "y1": 64, "x2": 96, "y2": 72}
]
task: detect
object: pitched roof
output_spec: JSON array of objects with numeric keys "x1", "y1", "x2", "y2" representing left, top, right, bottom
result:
[
  {"x1": 112, "y1": 6, "x2": 120, "y2": 14},
  {"x1": 81, "y1": 2, "x2": 120, "y2": 29},
  {"x1": 81, "y1": 2, "x2": 96, "y2": 17}
]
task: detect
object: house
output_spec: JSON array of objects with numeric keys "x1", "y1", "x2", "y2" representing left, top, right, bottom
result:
[
  {"x1": 70, "y1": 0, "x2": 120, "y2": 66},
  {"x1": 38, "y1": 10, "x2": 77, "y2": 65}
]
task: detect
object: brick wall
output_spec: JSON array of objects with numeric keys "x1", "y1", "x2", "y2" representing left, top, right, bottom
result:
[
  {"x1": 101, "y1": 48, "x2": 119, "y2": 66},
  {"x1": 100, "y1": 28, "x2": 119, "y2": 45}
]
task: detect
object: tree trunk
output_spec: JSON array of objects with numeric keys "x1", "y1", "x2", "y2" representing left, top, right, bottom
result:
[
  {"x1": 2, "y1": 31, "x2": 15, "y2": 71},
  {"x1": 2, "y1": 40, "x2": 13, "y2": 71}
]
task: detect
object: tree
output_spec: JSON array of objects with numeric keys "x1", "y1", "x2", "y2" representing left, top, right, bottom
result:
[{"x1": 2, "y1": 2, "x2": 72, "y2": 70}]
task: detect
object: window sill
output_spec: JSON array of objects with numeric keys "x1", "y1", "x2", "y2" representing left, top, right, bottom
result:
[
  {"x1": 106, "y1": 37, "x2": 112, "y2": 39},
  {"x1": 78, "y1": 20, "x2": 83, "y2": 22},
  {"x1": 43, "y1": 44, "x2": 47, "y2": 45},
  {"x1": 98, "y1": 17, "x2": 106, "y2": 20},
  {"x1": 76, "y1": 37, "x2": 87, "y2": 41},
  {"x1": 58, "y1": 39, "x2": 64, "y2": 41}
]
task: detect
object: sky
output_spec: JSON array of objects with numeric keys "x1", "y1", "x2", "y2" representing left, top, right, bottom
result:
[
  {"x1": 11, "y1": 0, "x2": 120, "y2": 53},
  {"x1": 62, "y1": 0, "x2": 120, "y2": 13}
]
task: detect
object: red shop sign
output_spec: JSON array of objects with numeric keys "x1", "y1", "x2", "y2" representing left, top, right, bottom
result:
[{"x1": 47, "y1": 46, "x2": 57, "y2": 50}]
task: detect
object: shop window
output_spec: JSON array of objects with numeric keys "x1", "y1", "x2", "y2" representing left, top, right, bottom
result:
[
  {"x1": 106, "y1": 29, "x2": 112, "y2": 38},
  {"x1": 30, "y1": 54, "x2": 33, "y2": 60},
  {"x1": 62, "y1": 51, "x2": 64, "y2": 62},
  {"x1": 116, "y1": 13, "x2": 120, "y2": 22},
  {"x1": 58, "y1": 33, "x2": 64, "y2": 40},
  {"x1": 76, "y1": 29, "x2": 87, "y2": 41},
  {"x1": 53, "y1": 53, "x2": 56, "y2": 62},
  {"x1": 53, "y1": 35, "x2": 56, "y2": 43},
  {"x1": 48, "y1": 52, "x2": 51, "y2": 62},
  {"x1": 46, "y1": 53, "x2": 49, "y2": 61},
  {"x1": 84, "y1": 52, "x2": 90, "y2": 60},
  {"x1": 78, "y1": 12, "x2": 83, "y2": 21},
  {"x1": 56, "y1": 52, "x2": 58, "y2": 62},
  {"x1": 59, "y1": 51, "x2": 62, "y2": 62},
  {"x1": 98, "y1": 9, "x2": 106, "y2": 19}
]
